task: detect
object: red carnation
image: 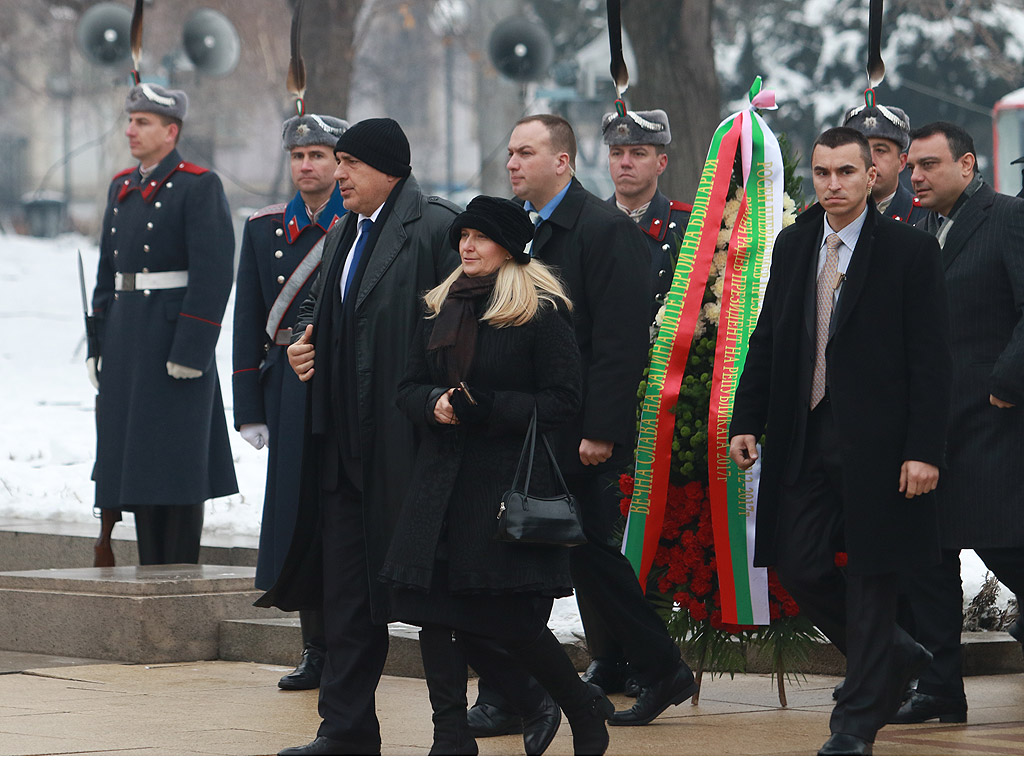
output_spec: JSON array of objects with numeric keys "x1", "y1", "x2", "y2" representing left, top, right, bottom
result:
[
  {"x1": 770, "y1": 602, "x2": 782, "y2": 619},
  {"x1": 689, "y1": 602, "x2": 709, "y2": 621},
  {"x1": 683, "y1": 481, "x2": 704, "y2": 501},
  {"x1": 619, "y1": 474, "x2": 635, "y2": 497},
  {"x1": 834, "y1": 552, "x2": 848, "y2": 568}
]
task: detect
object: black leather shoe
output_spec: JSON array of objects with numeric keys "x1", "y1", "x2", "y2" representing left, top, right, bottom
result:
[
  {"x1": 608, "y1": 663, "x2": 699, "y2": 726},
  {"x1": 277, "y1": 736, "x2": 350, "y2": 756},
  {"x1": 522, "y1": 692, "x2": 561, "y2": 756},
  {"x1": 892, "y1": 644, "x2": 932, "y2": 711},
  {"x1": 890, "y1": 691, "x2": 968, "y2": 724},
  {"x1": 580, "y1": 658, "x2": 629, "y2": 695},
  {"x1": 466, "y1": 701, "x2": 523, "y2": 738},
  {"x1": 817, "y1": 733, "x2": 872, "y2": 756},
  {"x1": 623, "y1": 676, "x2": 640, "y2": 698},
  {"x1": 278, "y1": 648, "x2": 325, "y2": 691}
]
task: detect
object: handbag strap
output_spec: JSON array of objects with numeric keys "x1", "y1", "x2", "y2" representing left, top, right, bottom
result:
[
  {"x1": 510, "y1": 407, "x2": 538, "y2": 492},
  {"x1": 510, "y1": 406, "x2": 572, "y2": 499},
  {"x1": 539, "y1": 433, "x2": 572, "y2": 498}
]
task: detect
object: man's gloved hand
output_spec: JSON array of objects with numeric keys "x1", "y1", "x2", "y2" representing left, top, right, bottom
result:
[
  {"x1": 167, "y1": 362, "x2": 203, "y2": 380},
  {"x1": 240, "y1": 423, "x2": 270, "y2": 450},
  {"x1": 86, "y1": 357, "x2": 100, "y2": 391},
  {"x1": 450, "y1": 385, "x2": 494, "y2": 425}
]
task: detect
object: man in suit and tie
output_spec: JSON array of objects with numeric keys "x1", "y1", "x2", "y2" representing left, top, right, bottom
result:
[
  {"x1": 892, "y1": 122, "x2": 1024, "y2": 724},
  {"x1": 261, "y1": 118, "x2": 460, "y2": 755},
  {"x1": 729, "y1": 127, "x2": 952, "y2": 755}
]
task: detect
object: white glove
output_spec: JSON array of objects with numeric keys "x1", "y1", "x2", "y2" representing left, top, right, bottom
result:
[
  {"x1": 86, "y1": 357, "x2": 100, "y2": 391},
  {"x1": 240, "y1": 423, "x2": 269, "y2": 450},
  {"x1": 167, "y1": 362, "x2": 203, "y2": 379}
]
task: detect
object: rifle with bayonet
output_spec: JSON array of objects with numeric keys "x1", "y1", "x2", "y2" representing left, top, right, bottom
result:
[{"x1": 79, "y1": 250, "x2": 121, "y2": 567}]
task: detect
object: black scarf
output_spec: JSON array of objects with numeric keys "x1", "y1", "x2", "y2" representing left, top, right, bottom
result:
[{"x1": 427, "y1": 272, "x2": 498, "y2": 386}]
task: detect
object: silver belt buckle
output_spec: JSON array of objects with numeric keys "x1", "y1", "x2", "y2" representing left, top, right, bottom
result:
[{"x1": 122, "y1": 272, "x2": 136, "y2": 291}]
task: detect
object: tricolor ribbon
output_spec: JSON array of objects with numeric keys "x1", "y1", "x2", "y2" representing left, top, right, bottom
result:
[{"x1": 624, "y1": 78, "x2": 783, "y2": 626}]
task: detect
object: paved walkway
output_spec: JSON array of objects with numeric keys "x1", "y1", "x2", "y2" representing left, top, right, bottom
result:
[{"x1": 1, "y1": 653, "x2": 1022, "y2": 756}]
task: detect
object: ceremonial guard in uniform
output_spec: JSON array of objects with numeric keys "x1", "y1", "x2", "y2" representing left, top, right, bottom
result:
[
  {"x1": 232, "y1": 113, "x2": 348, "y2": 691},
  {"x1": 843, "y1": 98, "x2": 926, "y2": 226},
  {"x1": 89, "y1": 83, "x2": 237, "y2": 565},
  {"x1": 602, "y1": 108, "x2": 691, "y2": 324}
]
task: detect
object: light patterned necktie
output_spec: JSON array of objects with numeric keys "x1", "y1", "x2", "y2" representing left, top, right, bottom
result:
[
  {"x1": 811, "y1": 233, "x2": 843, "y2": 409},
  {"x1": 527, "y1": 210, "x2": 542, "y2": 253}
]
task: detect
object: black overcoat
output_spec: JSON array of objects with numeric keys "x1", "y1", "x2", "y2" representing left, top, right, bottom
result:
[
  {"x1": 381, "y1": 301, "x2": 582, "y2": 596},
  {"x1": 606, "y1": 189, "x2": 691, "y2": 319},
  {"x1": 528, "y1": 178, "x2": 651, "y2": 471},
  {"x1": 231, "y1": 186, "x2": 345, "y2": 589},
  {"x1": 924, "y1": 183, "x2": 1024, "y2": 548},
  {"x1": 91, "y1": 149, "x2": 237, "y2": 508},
  {"x1": 256, "y1": 175, "x2": 459, "y2": 622},
  {"x1": 730, "y1": 203, "x2": 952, "y2": 575}
]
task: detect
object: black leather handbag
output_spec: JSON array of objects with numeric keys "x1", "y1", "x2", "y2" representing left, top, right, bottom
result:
[{"x1": 495, "y1": 408, "x2": 586, "y2": 547}]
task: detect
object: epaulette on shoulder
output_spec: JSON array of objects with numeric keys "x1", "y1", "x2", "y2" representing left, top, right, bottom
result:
[
  {"x1": 249, "y1": 203, "x2": 288, "y2": 221},
  {"x1": 113, "y1": 167, "x2": 134, "y2": 180},
  {"x1": 177, "y1": 161, "x2": 209, "y2": 175},
  {"x1": 426, "y1": 195, "x2": 462, "y2": 215},
  {"x1": 670, "y1": 200, "x2": 693, "y2": 213}
]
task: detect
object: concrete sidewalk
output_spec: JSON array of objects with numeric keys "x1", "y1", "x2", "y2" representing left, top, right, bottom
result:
[{"x1": 1, "y1": 653, "x2": 1022, "y2": 756}]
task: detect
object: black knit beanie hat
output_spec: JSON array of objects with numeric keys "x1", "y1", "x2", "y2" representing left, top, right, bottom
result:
[
  {"x1": 334, "y1": 117, "x2": 411, "y2": 177},
  {"x1": 448, "y1": 195, "x2": 534, "y2": 264}
]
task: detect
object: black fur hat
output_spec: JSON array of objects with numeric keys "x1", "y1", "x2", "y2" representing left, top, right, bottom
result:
[{"x1": 448, "y1": 195, "x2": 534, "y2": 264}]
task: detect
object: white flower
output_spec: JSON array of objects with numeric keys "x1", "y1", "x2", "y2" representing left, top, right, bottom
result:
[
  {"x1": 712, "y1": 274, "x2": 725, "y2": 299},
  {"x1": 702, "y1": 301, "x2": 721, "y2": 325},
  {"x1": 723, "y1": 199, "x2": 742, "y2": 229},
  {"x1": 782, "y1": 211, "x2": 797, "y2": 228},
  {"x1": 783, "y1": 192, "x2": 796, "y2": 214},
  {"x1": 716, "y1": 227, "x2": 732, "y2": 250},
  {"x1": 654, "y1": 303, "x2": 666, "y2": 327},
  {"x1": 712, "y1": 250, "x2": 728, "y2": 275}
]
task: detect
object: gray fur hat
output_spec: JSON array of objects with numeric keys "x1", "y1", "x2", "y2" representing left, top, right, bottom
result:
[
  {"x1": 124, "y1": 83, "x2": 188, "y2": 121},
  {"x1": 601, "y1": 109, "x2": 671, "y2": 146},
  {"x1": 843, "y1": 103, "x2": 911, "y2": 152},
  {"x1": 282, "y1": 114, "x2": 350, "y2": 151}
]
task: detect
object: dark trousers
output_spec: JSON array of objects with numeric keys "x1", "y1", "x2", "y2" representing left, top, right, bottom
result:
[
  {"x1": 567, "y1": 465, "x2": 681, "y2": 684},
  {"x1": 315, "y1": 479, "x2": 389, "y2": 754},
  {"x1": 905, "y1": 546, "x2": 1024, "y2": 699},
  {"x1": 775, "y1": 401, "x2": 915, "y2": 741},
  {"x1": 132, "y1": 504, "x2": 204, "y2": 565}
]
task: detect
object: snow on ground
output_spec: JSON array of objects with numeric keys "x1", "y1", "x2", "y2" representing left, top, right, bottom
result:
[{"x1": 0, "y1": 231, "x2": 1010, "y2": 640}]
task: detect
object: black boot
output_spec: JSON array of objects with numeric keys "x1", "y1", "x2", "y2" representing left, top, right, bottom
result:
[
  {"x1": 278, "y1": 610, "x2": 326, "y2": 690},
  {"x1": 511, "y1": 629, "x2": 613, "y2": 756},
  {"x1": 419, "y1": 627, "x2": 478, "y2": 756}
]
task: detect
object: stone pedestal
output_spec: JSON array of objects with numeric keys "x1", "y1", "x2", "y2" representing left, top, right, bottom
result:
[{"x1": 0, "y1": 565, "x2": 265, "y2": 663}]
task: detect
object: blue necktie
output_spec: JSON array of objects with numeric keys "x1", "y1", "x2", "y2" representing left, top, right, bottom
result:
[{"x1": 343, "y1": 218, "x2": 371, "y2": 299}]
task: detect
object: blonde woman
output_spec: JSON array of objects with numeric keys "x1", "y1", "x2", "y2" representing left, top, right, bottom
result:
[{"x1": 381, "y1": 195, "x2": 613, "y2": 756}]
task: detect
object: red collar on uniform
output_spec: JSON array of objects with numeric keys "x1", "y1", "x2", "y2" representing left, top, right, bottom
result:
[{"x1": 117, "y1": 161, "x2": 208, "y2": 203}]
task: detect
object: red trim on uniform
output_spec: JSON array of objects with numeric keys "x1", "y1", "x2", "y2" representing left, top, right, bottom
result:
[
  {"x1": 249, "y1": 203, "x2": 288, "y2": 221},
  {"x1": 327, "y1": 213, "x2": 341, "y2": 229},
  {"x1": 288, "y1": 217, "x2": 301, "y2": 241},
  {"x1": 912, "y1": 196, "x2": 922, "y2": 207},
  {"x1": 114, "y1": 167, "x2": 134, "y2": 180},
  {"x1": 642, "y1": 217, "x2": 667, "y2": 240},
  {"x1": 233, "y1": 367, "x2": 260, "y2": 375},
  {"x1": 178, "y1": 162, "x2": 209, "y2": 175},
  {"x1": 179, "y1": 312, "x2": 222, "y2": 327},
  {"x1": 670, "y1": 200, "x2": 693, "y2": 213}
]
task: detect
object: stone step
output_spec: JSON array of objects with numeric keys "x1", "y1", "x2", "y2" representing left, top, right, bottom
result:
[
  {"x1": 219, "y1": 617, "x2": 592, "y2": 679},
  {"x1": 0, "y1": 516, "x2": 258, "y2": 571},
  {"x1": 0, "y1": 564, "x2": 279, "y2": 664}
]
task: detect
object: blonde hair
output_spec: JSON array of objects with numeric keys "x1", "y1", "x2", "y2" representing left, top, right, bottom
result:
[{"x1": 424, "y1": 258, "x2": 573, "y2": 328}]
